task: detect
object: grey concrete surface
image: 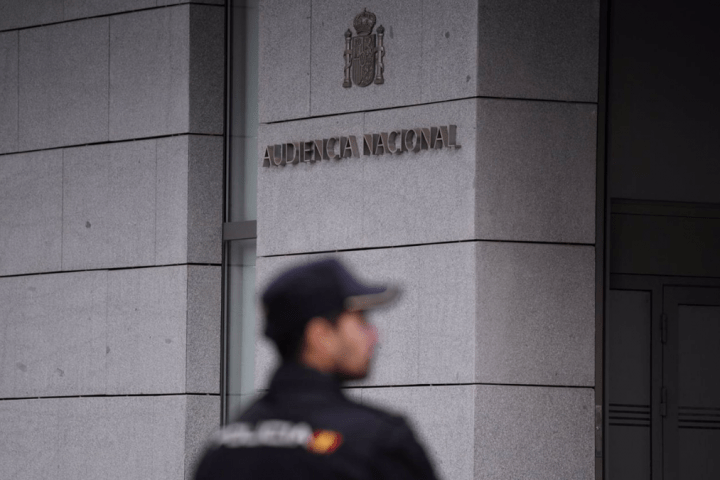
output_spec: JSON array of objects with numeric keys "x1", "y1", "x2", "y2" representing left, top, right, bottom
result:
[
  {"x1": 156, "y1": 136, "x2": 190, "y2": 264},
  {"x1": 0, "y1": 31, "x2": 18, "y2": 154},
  {"x1": 0, "y1": 395, "x2": 218, "y2": 479},
  {"x1": 0, "y1": 266, "x2": 221, "y2": 397},
  {"x1": 61, "y1": 136, "x2": 220, "y2": 271},
  {"x1": 257, "y1": 99, "x2": 475, "y2": 256},
  {"x1": 360, "y1": 385, "x2": 476, "y2": 480},
  {"x1": 258, "y1": 0, "x2": 311, "y2": 122},
  {"x1": 478, "y1": 0, "x2": 600, "y2": 102},
  {"x1": 256, "y1": 111, "x2": 364, "y2": 256},
  {"x1": 189, "y1": 5, "x2": 225, "y2": 135},
  {"x1": 156, "y1": 135, "x2": 223, "y2": 265},
  {"x1": 187, "y1": 135, "x2": 223, "y2": 264},
  {"x1": 0, "y1": 271, "x2": 108, "y2": 398},
  {"x1": 0, "y1": 0, "x2": 63, "y2": 31},
  {"x1": 261, "y1": 0, "x2": 599, "y2": 118},
  {"x1": 62, "y1": 141, "x2": 156, "y2": 271},
  {"x1": 474, "y1": 385, "x2": 594, "y2": 479},
  {"x1": 0, "y1": 150, "x2": 62, "y2": 276},
  {"x1": 420, "y1": 0, "x2": 479, "y2": 104},
  {"x1": 475, "y1": 99, "x2": 597, "y2": 244},
  {"x1": 185, "y1": 395, "x2": 221, "y2": 480},
  {"x1": 360, "y1": 100, "x2": 476, "y2": 248},
  {"x1": 475, "y1": 243, "x2": 595, "y2": 386},
  {"x1": 19, "y1": 17, "x2": 109, "y2": 151},
  {"x1": 110, "y1": 6, "x2": 190, "y2": 139},
  {"x1": 63, "y1": 0, "x2": 155, "y2": 19},
  {"x1": 258, "y1": 98, "x2": 595, "y2": 254},
  {"x1": 186, "y1": 266, "x2": 222, "y2": 394},
  {"x1": 255, "y1": 243, "x2": 478, "y2": 389},
  {"x1": 106, "y1": 266, "x2": 188, "y2": 394}
]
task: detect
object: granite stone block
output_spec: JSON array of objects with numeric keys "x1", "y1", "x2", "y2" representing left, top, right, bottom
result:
[
  {"x1": 186, "y1": 266, "x2": 222, "y2": 394},
  {"x1": 258, "y1": 0, "x2": 311, "y2": 122},
  {"x1": 156, "y1": 135, "x2": 223, "y2": 265},
  {"x1": 19, "y1": 18, "x2": 109, "y2": 150},
  {"x1": 309, "y1": 0, "x2": 422, "y2": 117},
  {"x1": 475, "y1": 243, "x2": 595, "y2": 386},
  {"x1": 156, "y1": 136, "x2": 190, "y2": 264},
  {"x1": 110, "y1": 6, "x2": 190, "y2": 140},
  {"x1": 257, "y1": 99, "x2": 475, "y2": 256},
  {"x1": 306, "y1": 0, "x2": 483, "y2": 115},
  {"x1": 478, "y1": 0, "x2": 600, "y2": 102},
  {"x1": 420, "y1": 0, "x2": 479, "y2": 104},
  {"x1": 0, "y1": 0, "x2": 63, "y2": 31},
  {"x1": 360, "y1": 385, "x2": 476, "y2": 480},
  {"x1": 258, "y1": 98, "x2": 595, "y2": 253},
  {"x1": 0, "y1": 396, "x2": 191, "y2": 479},
  {"x1": 0, "y1": 31, "x2": 18, "y2": 154},
  {"x1": 474, "y1": 385, "x2": 594, "y2": 479},
  {"x1": 189, "y1": 5, "x2": 225, "y2": 135},
  {"x1": 256, "y1": 112, "x2": 365, "y2": 256},
  {"x1": 0, "y1": 150, "x2": 62, "y2": 276},
  {"x1": 255, "y1": 243, "x2": 478, "y2": 388},
  {"x1": 106, "y1": 266, "x2": 188, "y2": 394},
  {"x1": 62, "y1": 141, "x2": 156, "y2": 270},
  {"x1": 0, "y1": 271, "x2": 107, "y2": 398},
  {"x1": 187, "y1": 135, "x2": 223, "y2": 263},
  {"x1": 360, "y1": 100, "x2": 476, "y2": 248},
  {"x1": 475, "y1": 99, "x2": 596, "y2": 244},
  {"x1": 63, "y1": 0, "x2": 155, "y2": 20},
  {"x1": 185, "y1": 395, "x2": 221, "y2": 480}
]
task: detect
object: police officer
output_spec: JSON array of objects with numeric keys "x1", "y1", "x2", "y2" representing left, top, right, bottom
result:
[{"x1": 194, "y1": 258, "x2": 439, "y2": 480}]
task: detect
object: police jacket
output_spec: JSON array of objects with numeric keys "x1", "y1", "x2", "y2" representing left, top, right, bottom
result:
[{"x1": 194, "y1": 362, "x2": 439, "y2": 480}]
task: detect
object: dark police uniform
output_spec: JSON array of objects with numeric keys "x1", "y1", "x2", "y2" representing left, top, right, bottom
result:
[{"x1": 194, "y1": 362, "x2": 439, "y2": 480}]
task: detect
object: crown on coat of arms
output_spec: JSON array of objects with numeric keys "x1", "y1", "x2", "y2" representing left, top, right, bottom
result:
[{"x1": 353, "y1": 8, "x2": 376, "y2": 35}]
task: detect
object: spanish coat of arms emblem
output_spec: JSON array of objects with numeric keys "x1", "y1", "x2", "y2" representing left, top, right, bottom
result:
[{"x1": 343, "y1": 9, "x2": 385, "y2": 88}]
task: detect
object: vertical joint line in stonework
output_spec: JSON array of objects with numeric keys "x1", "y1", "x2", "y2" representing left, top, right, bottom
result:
[
  {"x1": 107, "y1": 17, "x2": 111, "y2": 138},
  {"x1": 16, "y1": 30, "x2": 20, "y2": 150},
  {"x1": 60, "y1": 149, "x2": 64, "y2": 270},
  {"x1": 154, "y1": 140, "x2": 158, "y2": 264},
  {"x1": 308, "y1": 0, "x2": 312, "y2": 114},
  {"x1": 104, "y1": 268, "x2": 110, "y2": 394},
  {"x1": 419, "y1": 1, "x2": 424, "y2": 98},
  {"x1": 185, "y1": 265, "x2": 190, "y2": 392}
]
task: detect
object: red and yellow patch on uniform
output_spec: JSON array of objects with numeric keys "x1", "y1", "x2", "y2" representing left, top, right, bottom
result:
[{"x1": 306, "y1": 429, "x2": 343, "y2": 454}]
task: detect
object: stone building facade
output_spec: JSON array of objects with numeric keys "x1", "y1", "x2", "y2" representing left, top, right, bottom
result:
[
  {"x1": 3, "y1": 1, "x2": 719, "y2": 479},
  {"x1": 0, "y1": 1, "x2": 225, "y2": 478}
]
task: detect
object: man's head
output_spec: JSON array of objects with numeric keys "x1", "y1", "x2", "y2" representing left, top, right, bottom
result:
[{"x1": 261, "y1": 258, "x2": 397, "y2": 379}]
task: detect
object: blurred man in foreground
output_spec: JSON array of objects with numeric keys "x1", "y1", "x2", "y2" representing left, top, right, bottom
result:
[{"x1": 194, "y1": 258, "x2": 439, "y2": 480}]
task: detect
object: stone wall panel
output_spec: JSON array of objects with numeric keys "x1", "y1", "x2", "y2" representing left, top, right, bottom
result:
[
  {"x1": 0, "y1": 150, "x2": 62, "y2": 276},
  {"x1": 19, "y1": 18, "x2": 109, "y2": 150}
]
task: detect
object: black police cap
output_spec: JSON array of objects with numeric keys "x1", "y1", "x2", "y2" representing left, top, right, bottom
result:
[{"x1": 262, "y1": 258, "x2": 398, "y2": 345}]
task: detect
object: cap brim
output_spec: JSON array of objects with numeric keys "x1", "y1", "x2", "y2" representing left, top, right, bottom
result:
[{"x1": 344, "y1": 286, "x2": 400, "y2": 311}]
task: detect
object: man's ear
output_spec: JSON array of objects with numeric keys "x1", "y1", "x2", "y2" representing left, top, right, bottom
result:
[{"x1": 304, "y1": 316, "x2": 337, "y2": 357}]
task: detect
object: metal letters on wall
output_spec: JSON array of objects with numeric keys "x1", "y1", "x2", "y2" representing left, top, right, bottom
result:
[
  {"x1": 343, "y1": 9, "x2": 385, "y2": 88},
  {"x1": 261, "y1": 125, "x2": 461, "y2": 168}
]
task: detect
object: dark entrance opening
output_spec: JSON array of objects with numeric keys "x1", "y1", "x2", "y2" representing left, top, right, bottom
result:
[{"x1": 605, "y1": 1, "x2": 720, "y2": 478}]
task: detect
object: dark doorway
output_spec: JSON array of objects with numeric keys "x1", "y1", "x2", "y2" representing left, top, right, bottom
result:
[
  {"x1": 608, "y1": 273, "x2": 720, "y2": 479},
  {"x1": 605, "y1": 0, "x2": 720, "y2": 478}
]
